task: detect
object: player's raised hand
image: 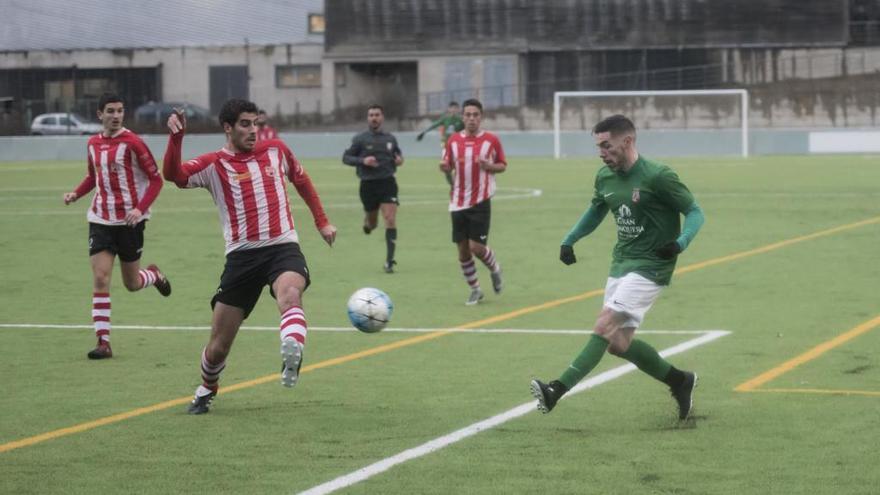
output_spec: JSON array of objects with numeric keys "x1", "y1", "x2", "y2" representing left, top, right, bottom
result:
[
  {"x1": 560, "y1": 245, "x2": 577, "y2": 265},
  {"x1": 319, "y1": 224, "x2": 337, "y2": 246},
  {"x1": 167, "y1": 108, "x2": 187, "y2": 134},
  {"x1": 62, "y1": 192, "x2": 78, "y2": 205}
]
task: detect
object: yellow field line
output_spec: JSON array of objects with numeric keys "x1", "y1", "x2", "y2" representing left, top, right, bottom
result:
[
  {"x1": 2, "y1": 215, "x2": 878, "y2": 454},
  {"x1": 735, "y1": 313, "x2": 880, "y2": 392},
  {"x1": 749, "y1": 388, "x2": 880, "y2": 397},
  {"x1": 674, "y1": 215, "x2": 880, "y2": 276}
]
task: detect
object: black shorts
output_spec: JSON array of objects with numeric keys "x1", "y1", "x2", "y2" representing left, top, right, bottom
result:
[
  {"x1": 211, "y1": 243, "x2": 311, "y2": 319},
  {"x1": 359, "y1": 176, "x2": 399, "y2": 212},
  {"x1": 88, "y1": 221, "x2": 146, "y2": 262},
  {"x1": 451, "y1": 199, "x2": 491, "y2": 244}
]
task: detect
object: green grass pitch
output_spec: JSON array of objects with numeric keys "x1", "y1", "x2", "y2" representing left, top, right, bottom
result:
[{"x1": 1, "y1": 153, "x2": 879, "y2": 494}]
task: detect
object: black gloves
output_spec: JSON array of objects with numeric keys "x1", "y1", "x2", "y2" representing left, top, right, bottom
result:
[
  {"x1": 416, "y1": 132, "x2": 425, "y2": 141},
  {"x1": 655, "y1": 241, "x2": 681, "y2": 259},
  {"x1": 560, "y1": 245, "x2": 576, "y2": 265}
]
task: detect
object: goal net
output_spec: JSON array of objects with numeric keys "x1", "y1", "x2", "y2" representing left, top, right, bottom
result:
[{"x1": 553, "y1": 89, "x2": 749, "y2": 159}]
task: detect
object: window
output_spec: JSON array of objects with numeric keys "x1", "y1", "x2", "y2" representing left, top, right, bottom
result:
[
  {"x1": 308, "y1": 14, "x2": 325, "y2": 34},
  {"x1": 42, "y1": 116, "x2": 57, "y2": 125},
  {"x1": 276, "y1": 65, "x2": 322, "y2": 88}
]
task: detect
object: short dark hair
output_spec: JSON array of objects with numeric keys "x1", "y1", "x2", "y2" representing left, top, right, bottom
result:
[
  {"x1": 593, "y1": 114, "x2": 636, "y2": 136},
  {"x1": 448, "y1": 101, "x2": 459, "y2": 107},
  {"x1": 461, "y1": 98, "x2": 482, "y2": 113},
  {"x1": 367, "y1": 104, "x2": 383, "y2": 113},
  {"x1": 97, "y1": 93, "x2": 123, "y2": 112},
  {"x1": 219, "y1": 99, "x2": 259, "y2": 127}
]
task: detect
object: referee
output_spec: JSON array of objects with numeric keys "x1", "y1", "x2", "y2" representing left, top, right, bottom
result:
[{"x1": 343, "y1": 104, "x2": 404, "y2": 273}]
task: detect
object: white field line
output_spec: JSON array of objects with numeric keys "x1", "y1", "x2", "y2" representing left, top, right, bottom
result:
[
  {"x1": 0, "y1": 187, "x2": 541, "y2": 215},
  {"x1": 0, "y1": 323, "x2": 715, "y2": 335},
  {"x1": 298, "y1": 330, "x2": 730, "y2": 495}
]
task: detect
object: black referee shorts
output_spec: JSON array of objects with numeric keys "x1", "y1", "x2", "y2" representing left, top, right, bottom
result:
[
  {"x1": 211, "y1": 243, "x2": 311, "y2": 319},
  {"x1": 451, "y1": 199, "x2": 491, "y2": 244},
  {"x1": 359, "y1": 176, "x2": 399, "y2": 212},
  {"x1": 88, "y1": 221, "x2": 146, "y2": 262}
]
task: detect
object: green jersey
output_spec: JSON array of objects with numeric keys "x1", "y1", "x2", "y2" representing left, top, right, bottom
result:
[
  {"x1": 591, "y1": 156, "x2": 695, "y2": 285},
  {"x1": 423, "y1": 115, "x2": 465, "y2": 145}
]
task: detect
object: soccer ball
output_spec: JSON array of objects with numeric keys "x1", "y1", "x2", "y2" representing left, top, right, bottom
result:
[{"x1": 347, "y1": 287, "x2": 393, "y2": 333}]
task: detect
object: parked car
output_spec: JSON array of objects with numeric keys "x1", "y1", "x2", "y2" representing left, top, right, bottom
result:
[
  {"x1": 30, "y1": 113, "x2": 103, "y2": 135},
  {"x1": 134, "y1": 102, "x2": 213, "y2": 125}
]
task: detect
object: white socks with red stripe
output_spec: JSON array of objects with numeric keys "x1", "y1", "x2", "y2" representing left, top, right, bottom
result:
[
  {"x1": 93, "y1": 292, "x2": 111, "y2": 342},
  {"x1": 280, "y1": 306, "x2": 307, "y2": 345},
  {"x1": 138, "y1": 267, "x2": 159, "y2": 289},
  {"x1": 200, "y1": 347, "x2": 225, "y2": 394},
  {"x1": 477, "y1": 246, "x2": 500, "y2": 274},
  {"x1": 460, "y1": 258, "x2": 480, "y2": 290}
]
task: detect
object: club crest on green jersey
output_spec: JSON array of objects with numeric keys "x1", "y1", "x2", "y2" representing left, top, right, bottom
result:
[{"x1": 632, "y1": 188, "x2": 640, "y2": 203}]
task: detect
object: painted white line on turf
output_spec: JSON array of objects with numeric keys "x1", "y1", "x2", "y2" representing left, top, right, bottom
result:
[
  {"x1": 298, "y1": 330, "x2": 730, "y2": 495},
  {"x1": 0, "y1": 323, "x2": 715, "y2": 335},
  {"x1": 0, "y1": 187, "x2": 542, "y2": 215}
]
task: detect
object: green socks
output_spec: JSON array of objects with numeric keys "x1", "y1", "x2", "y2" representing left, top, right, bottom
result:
[
  {"x1": 559, "y1": 334, "x2": 609, "y2": 389},
  {"x1": 618, "y1": 339, "x2": 673, "y2": 382},
  {"x1": 558, "y1": 336, "x2": 676, "y2": 389}
]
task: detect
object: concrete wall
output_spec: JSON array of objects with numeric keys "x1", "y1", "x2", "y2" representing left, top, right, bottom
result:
[
  {"x1": 0, "y1": 43, "x2": 324, "y2": 115},
  {"x1": 3, "y1": 128, "x2": 875, "y2": 162}
]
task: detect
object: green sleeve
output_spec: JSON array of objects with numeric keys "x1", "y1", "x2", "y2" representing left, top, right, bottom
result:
[
  {"x1": 561, "y1": 203, "x2": 608, "y2": 246},
  {"x1": 420, "y1": 117, "x2": 445, "y2": 134},
  {"x1": 676, "y1": 203, "x2": 705, "y2": 252},
  {"x1": 653, "y1": 167, "x2": 695, "y2": 213}
]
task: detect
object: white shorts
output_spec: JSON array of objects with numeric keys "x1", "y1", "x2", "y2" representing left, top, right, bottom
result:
[{"x1": 603, "y1": 272, "x2": 664, "y2": 329}]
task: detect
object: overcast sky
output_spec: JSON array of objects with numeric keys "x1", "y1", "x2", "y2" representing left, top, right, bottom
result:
[{"x1": 1, "y1": 0, "x2": 324, "y2": 50}]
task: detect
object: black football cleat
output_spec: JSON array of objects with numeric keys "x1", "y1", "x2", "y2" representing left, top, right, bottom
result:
[
  {"x1": 383, "y1": 260, "x2": 396, "y2": 273},
  {"x1": 670, "y1": 371, "x2": 698, "y2": 420},
  {"x1": 490, "y1": 268, "x2": 503, "y2": 294},
  {"x1": 147, "y1": 264, "x2": 172, "y2": 297},
  {"x1": 530, "y1": 379, "x2": 568, "y2": 414},
  {"x1": 187, "y1": 389, "x2": 216, "y2": 415},
  {"x1": 87, "y1": 341, "x2": 113, "y2": 360}
]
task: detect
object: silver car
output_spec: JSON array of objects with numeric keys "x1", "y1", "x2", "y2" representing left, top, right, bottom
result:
[{"x1": 30, "y1": 113, "x2": 103, "y2": 135}]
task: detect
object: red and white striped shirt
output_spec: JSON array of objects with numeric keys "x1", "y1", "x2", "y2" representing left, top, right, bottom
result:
[
  {"x1": 256, "y1": 125, "x2": 278, "y2": 142},
  {"x1": 163, "y1": 136, "x2": 329, "y2": 254},
  {"x1": 442, "y1": 130, "x2": 507, "y2": 211},
  {"x1": 72, "y1": 128, "x2": 163, "y2": 225}
]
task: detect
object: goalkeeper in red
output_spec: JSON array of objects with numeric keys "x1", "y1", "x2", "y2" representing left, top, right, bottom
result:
[{"x1": 530, "y1": 114, "x2": 705, "y2": 420}]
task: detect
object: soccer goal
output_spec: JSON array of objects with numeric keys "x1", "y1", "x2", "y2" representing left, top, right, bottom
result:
[{"x1": 553, "y1": 89, "x2": 749, "y2": 159}]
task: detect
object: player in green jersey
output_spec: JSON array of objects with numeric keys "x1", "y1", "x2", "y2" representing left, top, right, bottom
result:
[
  {"x1": 417, "y1": 101, "x2": 464, "y2": 187},
  {"x1": 530, "y1": 114, "x2": 705, "y2": 421}
]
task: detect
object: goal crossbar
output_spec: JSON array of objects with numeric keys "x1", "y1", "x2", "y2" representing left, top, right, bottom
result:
[{"x1": 553, "y1": 89, "x2": 749, "y2": 159}]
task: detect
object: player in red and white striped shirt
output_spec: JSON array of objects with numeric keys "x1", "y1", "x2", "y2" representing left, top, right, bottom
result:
[
  {"x1": 255, "y1": 109, "x2": 278, "y2": 142},
  {"x1": 62, "y1": 93, "x2": 171, "y2": 360},
  {"x1": 163, "y1": 99, "x2": 336, "y2": 414},
  {"x1": 440, "y1": 98, "x2": 506, "y2": 305}
]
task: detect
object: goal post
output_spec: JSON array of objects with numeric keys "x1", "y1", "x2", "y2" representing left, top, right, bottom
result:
[{"x1": 553, "y1": 89, "x2": 749, "y2": 159}]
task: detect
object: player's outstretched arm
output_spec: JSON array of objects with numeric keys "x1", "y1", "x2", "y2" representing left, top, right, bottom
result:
[
  {"x1": 560, "y1": 204, "x2": 608, "y2": 252},
  {"x1": 163, "y1": 110, "x2": 190, "y2": 187},
  {"x1": 130, "y1": 139, "x2": 163, "y2": 222},
  {"x1": 287, "y1": 152, "x2": 333, "y2": 244}
]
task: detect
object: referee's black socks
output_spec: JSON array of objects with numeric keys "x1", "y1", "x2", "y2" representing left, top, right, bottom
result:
[{"x1": 385, "y1": 228, "x2": 397, "y2": 263}]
